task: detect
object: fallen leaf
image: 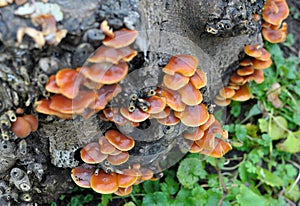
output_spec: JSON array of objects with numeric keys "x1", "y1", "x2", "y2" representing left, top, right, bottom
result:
[{"x1": 267, "y1": 83, "x2": 283, "y2": 108}]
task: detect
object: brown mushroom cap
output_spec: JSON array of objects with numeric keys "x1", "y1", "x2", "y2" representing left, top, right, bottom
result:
[
  {"x1": 156, "y1": 110, "x2": 180, "y2": 125},
  {"x1": 22, "y1": 114, "x2": 38, "y2": 132},
  {"x1": 100, "y1": 20, "x2": 114, "y2": 38},
  {"x1": 98, "y1": 136, "x2": 116, "y2": 154},
  {"x1": 161, "y1": 88, "x2": 186, "y2": 112},
  {"x1": 252, "y1": 58, "x2": 273, "y2": 70},
  {"x1": 200, "y1": 139, "x2": 232, "y2": 158},
  {"x1": 114, "y1": 186, "x2": 133, "y2": 196},
  {"x1": 199, "y1": 114, "x2": 216, "y2": 131},
  {"x1": 107, "y1": 151, "x2": 129, "y2": 165},
  {"x1": 190, "y1": 142, "x2": 202, "y2": 153},
  {"x1": 237, "y1": 66, "x2": 254, "y2": 76},
  {"x1": 189, "y1": 69, "x2": 207, "y2": 89},
  {"x1": 239, "y1": 58, "x2": 253, "y2": 67},
  {"x1": 117, "y1": 169, "x2": 139, "y2": 188},
  {"x1": 90, "y1": 171, "x2": 118, "y2": 194},
  {"x1": 231, "y1": 85, "x2": 251, "y2": 101},
  {"x1": 256, "y1": 48, "x2": 271, "y2": 61},
  {"x1": 120, "y1": 107, "x2": 150, "y2": 122},
  {"x1": 56, "y1": 68, "x2": 82, "y2": 99},
  {"x1": 177, "y1": 82, "x2": 203, "y2": 106},
  {"x1": 175, "y1": 103, "x2": 209, "y2": 127},
  {"x1": 163, "y1": 55, "x2": 198, "y2": 77},
  {"x1": 88, "y1": 46, "x2": 137, "y2": 64},
  {"x1": 262, "y1": 22, "x2": 288, "y2": 43},
  {"x1": 227, "y1": 83, "x2": 240, "y2": 90},
  {"x1": 11, "y1": 117, "x2": 32, "y2": 138},
  {"x1": 35, "y1": 99, "x2": 73, "y2": 119},
  {"x1": 163, "y1": 73, "x2": 189, "y2": 90},
  {"x1": 219, "y1": 87, "x2": 236, "y2": 99},
  {"x1": 140, "y1": 168, "x2": 154, "y2": 181},
  {"x1": 214, "y1": 98, "x2": 231, "y2": 107},
  {"x1": 230, "y1": 73, "x2": 244, "y2": 84},
  {"x1": 150, "y1": 107, "x2": 171, "y2": 119},
  {"x1": 50, "y1": 91, "x2": 96, "y2": 114},
  {"x1": 103, "y1": 108, "x2": 130, "y2": 126},
  {"x1": 146, "y1": 96, "x2": 167, "y2": 114},
  {"x1": 80, "y1": 62, "x2": 128, "y2": 84},
  {"x1": 105, "y1": 130, "x2": 135, "y2": 151},
  {"x1": 262, "y1": 0, "x2": 289, "y2": 26},
  {"x1": 244, "y1": 45, "x2": 263, "y2": 58},
  {"x1": 71, "y1": 165, "x2": 95, "y2": 188},
  {"x1": 251, "y1": 69, "x2": 265, "y2": 84},
  {"x1": 183, "y1": 127, "x2": 204, "y2": 141},
  {"x1": 103, "y1": 28, "x2": 138, "y2": 48},
  {"x1": 45, "y1": 75, "x2": 60, "y2": 94},
  {"x1": 80, "y1": 142, "x2": 107, "y2": 164}
]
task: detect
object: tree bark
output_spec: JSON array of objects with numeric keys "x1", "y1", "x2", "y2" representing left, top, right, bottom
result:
[{"x1": 0, "y1": 0, "x2": 264, "y2": 204}]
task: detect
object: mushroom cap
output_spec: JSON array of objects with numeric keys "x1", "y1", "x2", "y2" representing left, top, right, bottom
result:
[
  {"x1": 82, "y1": 78, "x2": 103, "y2": 90},
  {"x1": 105, "y1": 130, "x2": 135, "y2": 151},
  {"x1": 199, "y1": 114, "x2": 216, "y2": 131},
  {"x1": 256, "y1": 48, "x2": 271, "y2": 61},
  {"x1": 219, "y1": 87, "x2": 236, "y2": 99},
  {"x1": 228, "y1": 83, "x2": 240, "y2": 90},
  {"x1": 251, "y1": 69, "x2": 265, "y2": 84},
  {"x1": 120, "y1": 107, "x2": 150, "y2": 122},
  {"x1": 11, "y1": 117, "x2": 32, "y2": 138},
  {"x1": 230, "y1": 73, "x2": 244, "y2": 84},
  {"x1": 50, "y1": 91, "x2": 96, "y2": 114},
  {"x1": 163, "y1": 73, "x2": 189, "y2": 90},
  {"x1": 56, "y1": 68, "x2": 82, "y2": 99},
  {"x1": 140, "y1": 168, "x2": 154, "y2": 181},
  {"x1": 163, "y1": 54, "x2": 198, "y2": 77},
  {"x1": 88, "y1": 46, "x2": 137, "y2": 64},
  {"x1": 161, "y1": 88, "x2": 186, "y2": 112},
  {"x1": 35, "y1": 99, "x2": 73, "y2": 119},
  {"x1": 177, "y1": 82, "x2": 203, "y2": 106},
  {"x1": 103, "y1": 28, "x2": 138, "y2": 48},
  {"x1": 262, "y1": 0, "x2": 289, "y2": 26},
  {"x1": 80, "y1": 142, "x2": 107, "y2": 164},
  {"x1": 189, "y1": 69, "x2": 207, "y2": 89},
  {"x1": 90, "y1": 171, "x2": 118, "y2": 194},
  {"x1": 231, "y1": 85, "x2": 251, "y2": 101},
  {"x1": 156, "y1": 110, "x2": 180, "y2": 126},
  {"x1": 146, "y1": 96, "x2": 166, "y2": 114},
  {"x1": 239, "y1": 58, "x2": 253, "y2": 67},
  {"x1": 45, "y1": 75, "x2": 60, "y2": 93},
  {"x1": 103, "y1": 107, "x2": 130, "y2": 126},
  {"x1": 214, "y1": 98, "x2": 231, "y2": 107},
  {"x1": 100, "y1": 20, "x2": 114, "y2": 38},
  {"x1": 252, "y1": 58, "x2": 273, "y2": 70},
  {"x1": 175, "y1": 103, "x2": 209, "y2": 127},
  {"x1": 107, "y1": 151, "x2": 129, "y2": 165},
  {"x1": 190, "y1": 142, "x2": 202, "y2": 153},
  {"x1": 114, "y1": 186, "x2": 133, "y2": 196},
  {"x1": 71, "y1": 165, "x2": 95, "y2": 188},
  {"x1": 117, "y1": 169, "x2": 139, "y2": 188},
  {"x1": 244, "y1": 45, "x2": 263, "y2": 58},
  {"x1": 98, "y1": 136, "x2": 116, "y2": 154},
  {"x1": 22, "y1": 114, "x2": 38, "y2": 132},
  {"x1": 262, "y1": 22, "x2": 288, "y2": 43},
  {"x1": 237, "y1": 66, "x2": 254, "y2": 76},
  {"x1": 183, "y1": 127, "x2": 204, "y2": 141},
  {"x1": 80, "y1": 62, "x2": 128, "y2": 84},
  {"x1": 200, "y1": 139, "x2": 232, "y2": 158},
  {"x1": 150, "y1": 107, "x2": 171, "y2": 119}
]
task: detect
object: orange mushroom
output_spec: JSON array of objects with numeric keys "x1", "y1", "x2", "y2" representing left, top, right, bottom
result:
[
  {"x1": 71, "y1": 165, "x2": 95, "y2": 188},
  {"x1": 150, "y1": 107, "x2": 171, "y2": 119},
  {"x1": 190, "y1": 142, "x2": 202, "y2": 153},
  {"x1": 120, "y1": 107, "x2": 150, "y2": 122},
  {"x1": 183, "y1": 127, "x2": 204, "y2": 141},
  {"x1": 262, "y1": 22, "x2": 288, "y2": 43},
  {"x1": 114, "y1": 186, "x2": 133, "y2": 196},
  {"x1": 103, "y1": 28, "x2": 138, "y2": 48},
  {"x1": 105, "y1": 130, "x2": 135, "y2": 151},
  {"x1": 163, "y1": 54, "x2": 198, "y2": 77},
  {"x1": 231, "y1": 85, "x2": 251, "y2": 101},
  {"x1": 90, "y1": 170, "x2": 118, "y2": 194},
  {"x1": 11, "y1": 116, "x2": 32, "y2": 138},
  {"x1": 177, "y1": 82, "x2": 203, "y2": 106},
  {"x1": 189, "y1": 69, "x2": 207, "y2": 89},
  {"x1": 156, "y1": 110, "x2": 180, "y2": 125},
  {"x1": 117, "y1": 169, "x2": 139, "y2": 188},
  {"x1": 80, "y1": 142, "x2": 107, "y2": 164},
  {"x1": 175, "y1": 103, "x2": 209, "y2": 127},
  {"x1": 237, "y1": 66, "x2": 254, "y2": 76},
  {"x1": 252, "y1": 58, "x2": 273, "y2": 70},
  {"x1": 100, "y1": 20, "x2": 114, "y2": 38},
  {"x1": 219, "y1": 87, "x2": 236, "y2": 99},
  {"x1": 163, "y1": 73, "x2": 189, "y2": 90},
  {"x1": 230, "y1": 73, "x2": 244, "y2": 85},
  {"x1": 22, "y1": 114, "x2": 38, "y2": 132},
  {"x1": 145, "y1": 96, "x2": 166, "y2": 114},
  {"x1": 262, "y1": 0, "x2": 289, "y2": 26},
  {"x1": 98, "y1": 136, "x2": 116, "y2": 154},
  {"x1": 107, "y1": 151, "x2": 129, "y2": 165},
  {"x1": 45, "y1": 75, "x2": 60, "y2": 94},
  {"x1": 161, "y1": 88, "x2": 186, "y2": 112},
  {"x1": 244, "y1": 45, "x2": 263, "y2": 58},
  {"x1": 35, "y1": 99, "x2": 73, "y2": 119}
]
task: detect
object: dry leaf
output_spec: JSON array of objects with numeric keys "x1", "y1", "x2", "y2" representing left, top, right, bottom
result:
[{"x1": 267, "y1": 83, "x2": 283, "y2": 108}]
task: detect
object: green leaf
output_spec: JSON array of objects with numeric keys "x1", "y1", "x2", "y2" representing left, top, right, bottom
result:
[
  {"x1": 124, "y1": 202, "x2": 136, "y2": 206},
  {"x1": 142, "y1": 192, "x2": 169, "y2": 206},
  {"x1": 256, "y1": 167, "x2": 284, "y2": 187},
  {"x1": 238, "y1": 162, "x2": 248, "y2": 182},
  {"x1": 259, "y1": 116, "x2": 288, "y2": 140},
  {"x1": 242, "y1": 104, "x2": 262, "y2": 123},
  {"x1": 205, "y1": 189, "x2": 222, "y2": 206},
  {"x1": 293, "y1": 113, "x2": 300, "y2": 127},
  {"x1": 177, "y1": 158, "x2": 207, "y2": 189},
  {"x1": 236, "y1": 185, "x2": 267, "y2": 206},
  {"x1": 161, "y1": 176, "x2": 179, "y2": 195},
  {"x1": 101, "y1": 194, "x2": 112, "y2": 206},
  {"x1": 285, "y1": 184, "x2": 300, "y2": 202},
  {"x1": 277, "y1": 131, "x2": 300, "y2": 153},
  {"x1": 245, "y1": 123, "x2": 259, "y2": 138},
  {"x1": 230, "y1": 101, "x2": 241, "y2": 117},
  {"x1": 258, "y1": 119, "x2": 268, "y2": 133}
]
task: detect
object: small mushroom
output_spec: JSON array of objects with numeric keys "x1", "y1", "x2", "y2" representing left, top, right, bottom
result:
[
  {"x1": 90, "y1": 170, "x2": 118, "y2": 194},
  {"x1": 231, "y1": 85, "x2": 251, "y2": 101},
  {"x1": 183, "y1": 127, "x2": 204, "y2": 141},
  {"x1": 117, "y1": 169, "x2": 138, "y2": 188},
  {"x1": 244, "y1": 45, "x2": 263, "y2": 58},
  {"x1": 114, "y1": 186, "x2": 133, "y2": 196},
  {"x1": 100, "y1": 20, "x2": 114, "y2": 38},
  {"x1": 11, "y1": 116, "x2": 31, "y2": 138},
  {"x1": 103, "y1": 28, "x2": 138, "y2": 48},
  {"x1": 189, "y1": 69, "x2": 207, "y2": 89},
  {"x1": 22, "y1": 114, "x2": 38, "y2": 132},
  {"x1": 163, "y1": 73, "x2": 189, "y2": 90},
  {"x1": 230, "y1": 73, "x2": 244, "y2": 85},
  {"x1": 262, "y1": 22, "x2": 288, "y2": 43},
  {"x1": 219, "y1": 87, "x2": 236, "y2": 99},
  {"x1": 189, "y1": 142, "x2": 202, "y2": 153},
  {"x1": 239, "y1": 58, "x2": 253, "y2": 67},
  {"x1": 177, "y1": 82, "x2": 203, "y2": 106},
  {"x1": 145, "y1": 96, "x2": 166, "y2": 114},
  {"x1": 156, "y1": 110, "x2": 180, "y2": 125},
  {"x1": 161, "y1": 88, "x2": 186, "y2": 112},
  {"x1": 252, "y1": 58, "x2": 273, "y2": 70},
  {"x1": 80, "y1": 142, "x2": 107, "y2": 164},
  {"x1": 105, "y1": 130, "x2": 135, "y2": 151},
  {"x1": 175, "y1": 103, "x2": 209, "y2": 127},
  {"x1": 150, "y1": 107, "x2": 171, "y2": 119},
  {"x1": 35, "y1": 99, "x2": 73, "y2": 119},
  {"x1": 237, "y1": 66, "x2": 254, "y2": 76},
  {"x1": 199, "y1": 114, "x2": 216, "y2": 131},
  {"x1": 71, "y1": 165, "x2": 95, "y2": 188},
  {"x1": 120, "y1": 107, "x2": 150, "y2": 122},
  {"x1": 45, "y1": 75, "x2": 60, "y2": 94},
  {"x1": 262, "y1": 0, "x2": 289, "y2": 26},
  {"x1": 163, "y1": 54, "x2": 198, "y2": 77},
  {"x1": 98, "y1": 136, "x2": 116, "y2": 154},
  {"x1": 107, "y1": 151, "x2": 129, "y2": 165}
]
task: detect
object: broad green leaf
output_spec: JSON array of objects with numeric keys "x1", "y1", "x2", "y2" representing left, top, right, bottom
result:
[
  {"x1": 242, "y1": 104, "x2": 262, "y2": 123},
  {"x1": 258, "y1": 118, "x2": 268, "y2": 133},
  {"x1": 259, "y1": 116, "x2": 288, "y2": 140},
  {"x1": 161, "y1": 176, "x2": 179, "y2": 195},
  {"x1": 177, "y1": 158, "x2": 207, "y2": 189},
  {"x1": 245, "y1": 123, "x2": 259, "y2": 138},
  {"x1": 277, "y1": 131, "x2": 300, "y2": 153},
  {"x1": 293, "y1": 113, "x2": 300, "y2": 127},
  {"x1": 230, "y1": 101, "x2": 241, "y2": 117},
  {"x1": 142, "y1": 192, "x2": 169, "y2": 206},
  {"x1": 101, "y1": 194, "x2": 112, "y2": 206},
  {"x1": 236, "y1": 185, "x2": 267, "y2": 206},
  {"x1": 238, "y1": 162, "x2": 248, "y2": 182},
  {"x1": 143, "y1": 180, "x2": 160, "y2": 194},
  {"x1": 256, "y1": 167, "x2": 284, "y2": 187},
  {"x1": 285, "y1": 184, "x2": 300, "y2": 202},
  {"x1": 205, "y1": 189, "x2": 222, "y2": 206},
  {"x1": 124, "y1": 202, "x2": 136, "y2": 206}
]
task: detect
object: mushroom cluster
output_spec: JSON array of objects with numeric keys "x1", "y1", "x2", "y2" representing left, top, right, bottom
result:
[
  {"x1": 10, "y1": 114, "x2": 38, "y2": 138},
  {"x1": 71, "y1": 163, "x2": 155, "y2": 196},
  {"x1": 35, "y1": 21, "x2": 138, "y2": 120},
  {"x1": 262, "y1": 0, "x2": 289, "y2": 43},
  {"x1": 215, "y1": 44, "x2": 272, "y2": 106}
]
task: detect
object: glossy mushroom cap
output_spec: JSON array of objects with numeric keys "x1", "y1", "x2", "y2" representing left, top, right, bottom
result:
[
  {"x1": 120, "y1": 107, "x2": 150, "y2": 122},
  {"x1": 231, "y1": 85, "x2": 251, "y2": 101},
  {"x1": 105, "y1": 130, "x2": 135, "y2": 151},
  {"x1": 262, "y1": 22, "x2": 288, "y2": 43},
  {"x1": 71, "y1": 165, "x2": 95, "y2": 188},
  {"x1": 80, "y1": 142, "x2": 107, "y2": 164},
  {"x1": 90, "y1": 171, "x2": 118, "y2": 194},
  {"x1": 103, "y1": 28, "x2": 138, "y2": 48},
  {"x1": 11, "y1": 117, "x2": 32, "y2": 138},
  {"x1": 175, "y1": 103, "x2": 209, "y2": 127},
  {"x1": 163, "y1": 73, "x2": 189, "y2": 90},
  {"x1": 163, "y1": 54, "x2": 198, "y2": 77},
  {"x1": 262, "y1": 0, "x2": 289, "y2": 26},
  {"x1": 244, "y1": 45, "x2": 263, "y2": 58}
]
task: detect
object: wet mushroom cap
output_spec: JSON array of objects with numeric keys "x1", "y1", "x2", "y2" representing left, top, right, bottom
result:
[
  {"x1": 90, "y1": 171, "x2": 118, "y2": 194},
  {"x1": 120, "y1": 107, "x2": 150, "y2": 122},
  {"x1": 103, "y1": 28, "x2": 138, "y2": 48},
  {"x1": 256, "y1": 48, "x2": 271, "y2": 61},
  {"x1": 56, "y1": 68, "x2": 82, "y2": 99},
  {"x1": 230, "y1": 73, "x2": 244, "y2": 84},
  {"x1": 252, "y1": 58, "x2": 273, "y2": 70},
  {"x1": 177, "y1": 82, "x2": 203, "y2": 106},
  {"x1": 156, "y1": 110, "x2": 180, "y2": 126},
  {"x1": 71, "y1": 165, "x2": 95, "y2": 188},
  {"x1": 219, "y1": 87, "x2": 235, "y2": 99},
  {"x1": 45, "y1": 75, "x2": 60, "y2": 93},
  {"x1": 199, "y1": 114, "x2": 216, "y2": 131},
  {"x1": 11, "y1": 117, "x2": 32, "y2": 138},
  {"x1": 175, "y1": 103, "x2": 209, "y2": 127},
  {"x1": 190, "y1": 142, "x2": 202, "y2": 153},
  {"x1": 22, "y1": 114, "x2": 38, "y2": 132},
  {"x1": 114, "y1": 186, "x2": 133, "y2": 196},
  {"x1": 231, "y1": 85, "x2": 251, "y2": 101},
  {"x1": 239, "y1": 58, "x2": 253, "y2": 67},
  {"x1": 105, "y1": 130, "x2": 135, "y2": 151},
  {"x1": 237, "y1": 66, "x2": 254, "y2": 76},
  {"x1": 117, "y1": 169, "x2": 139, "y2": 188},
  {"x1": 262, "y1": 0, "x2": 289, "y2": 26},
  {"x1": 35, "y1": 99, "x2": 73, "y2": 119},
  {"x1": 163, "y1": 54, "x2": 198, "y2": 77},
  {"x1": 244, "y1": 45, "x2": 263, "y2": 58},
  {"x1": 146, "y1": 96, "x2": 166, "y2": 114},
  {"x1": 183, "y1": 127, "x2": 205, "y2": 141},
  {"x1": 189, "y1": 69, "x2": 207, "y2": 89},
  {"x1": 98, "y1": 136, "x2": 116, "y2": 154},
  {"x1": 80, "y1": 142, "x2": 107, "y2": 164},
  {"x1": 107, "y1": 151, "x2": 129, "y2": 165},
  {"x1": 163, "y1": 73, "x2": 189, "y2": 90},
  {"x1": 214, "y1": 98, "x2": 231, "y2": 107},
  {"x1": 150, "y1": 107, "x2": 171, "y2": 119},
  {"x1": 161, "y1": 88, "x2": 186, "y2": 112},
  {"x1": 262, "y1": 22, "x2": 288, "y2": 43}
]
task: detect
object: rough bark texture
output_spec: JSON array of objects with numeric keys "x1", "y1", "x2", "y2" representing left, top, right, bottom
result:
[{"x1": 0, "y1": 0, "x2": 266, "y2": 204}]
